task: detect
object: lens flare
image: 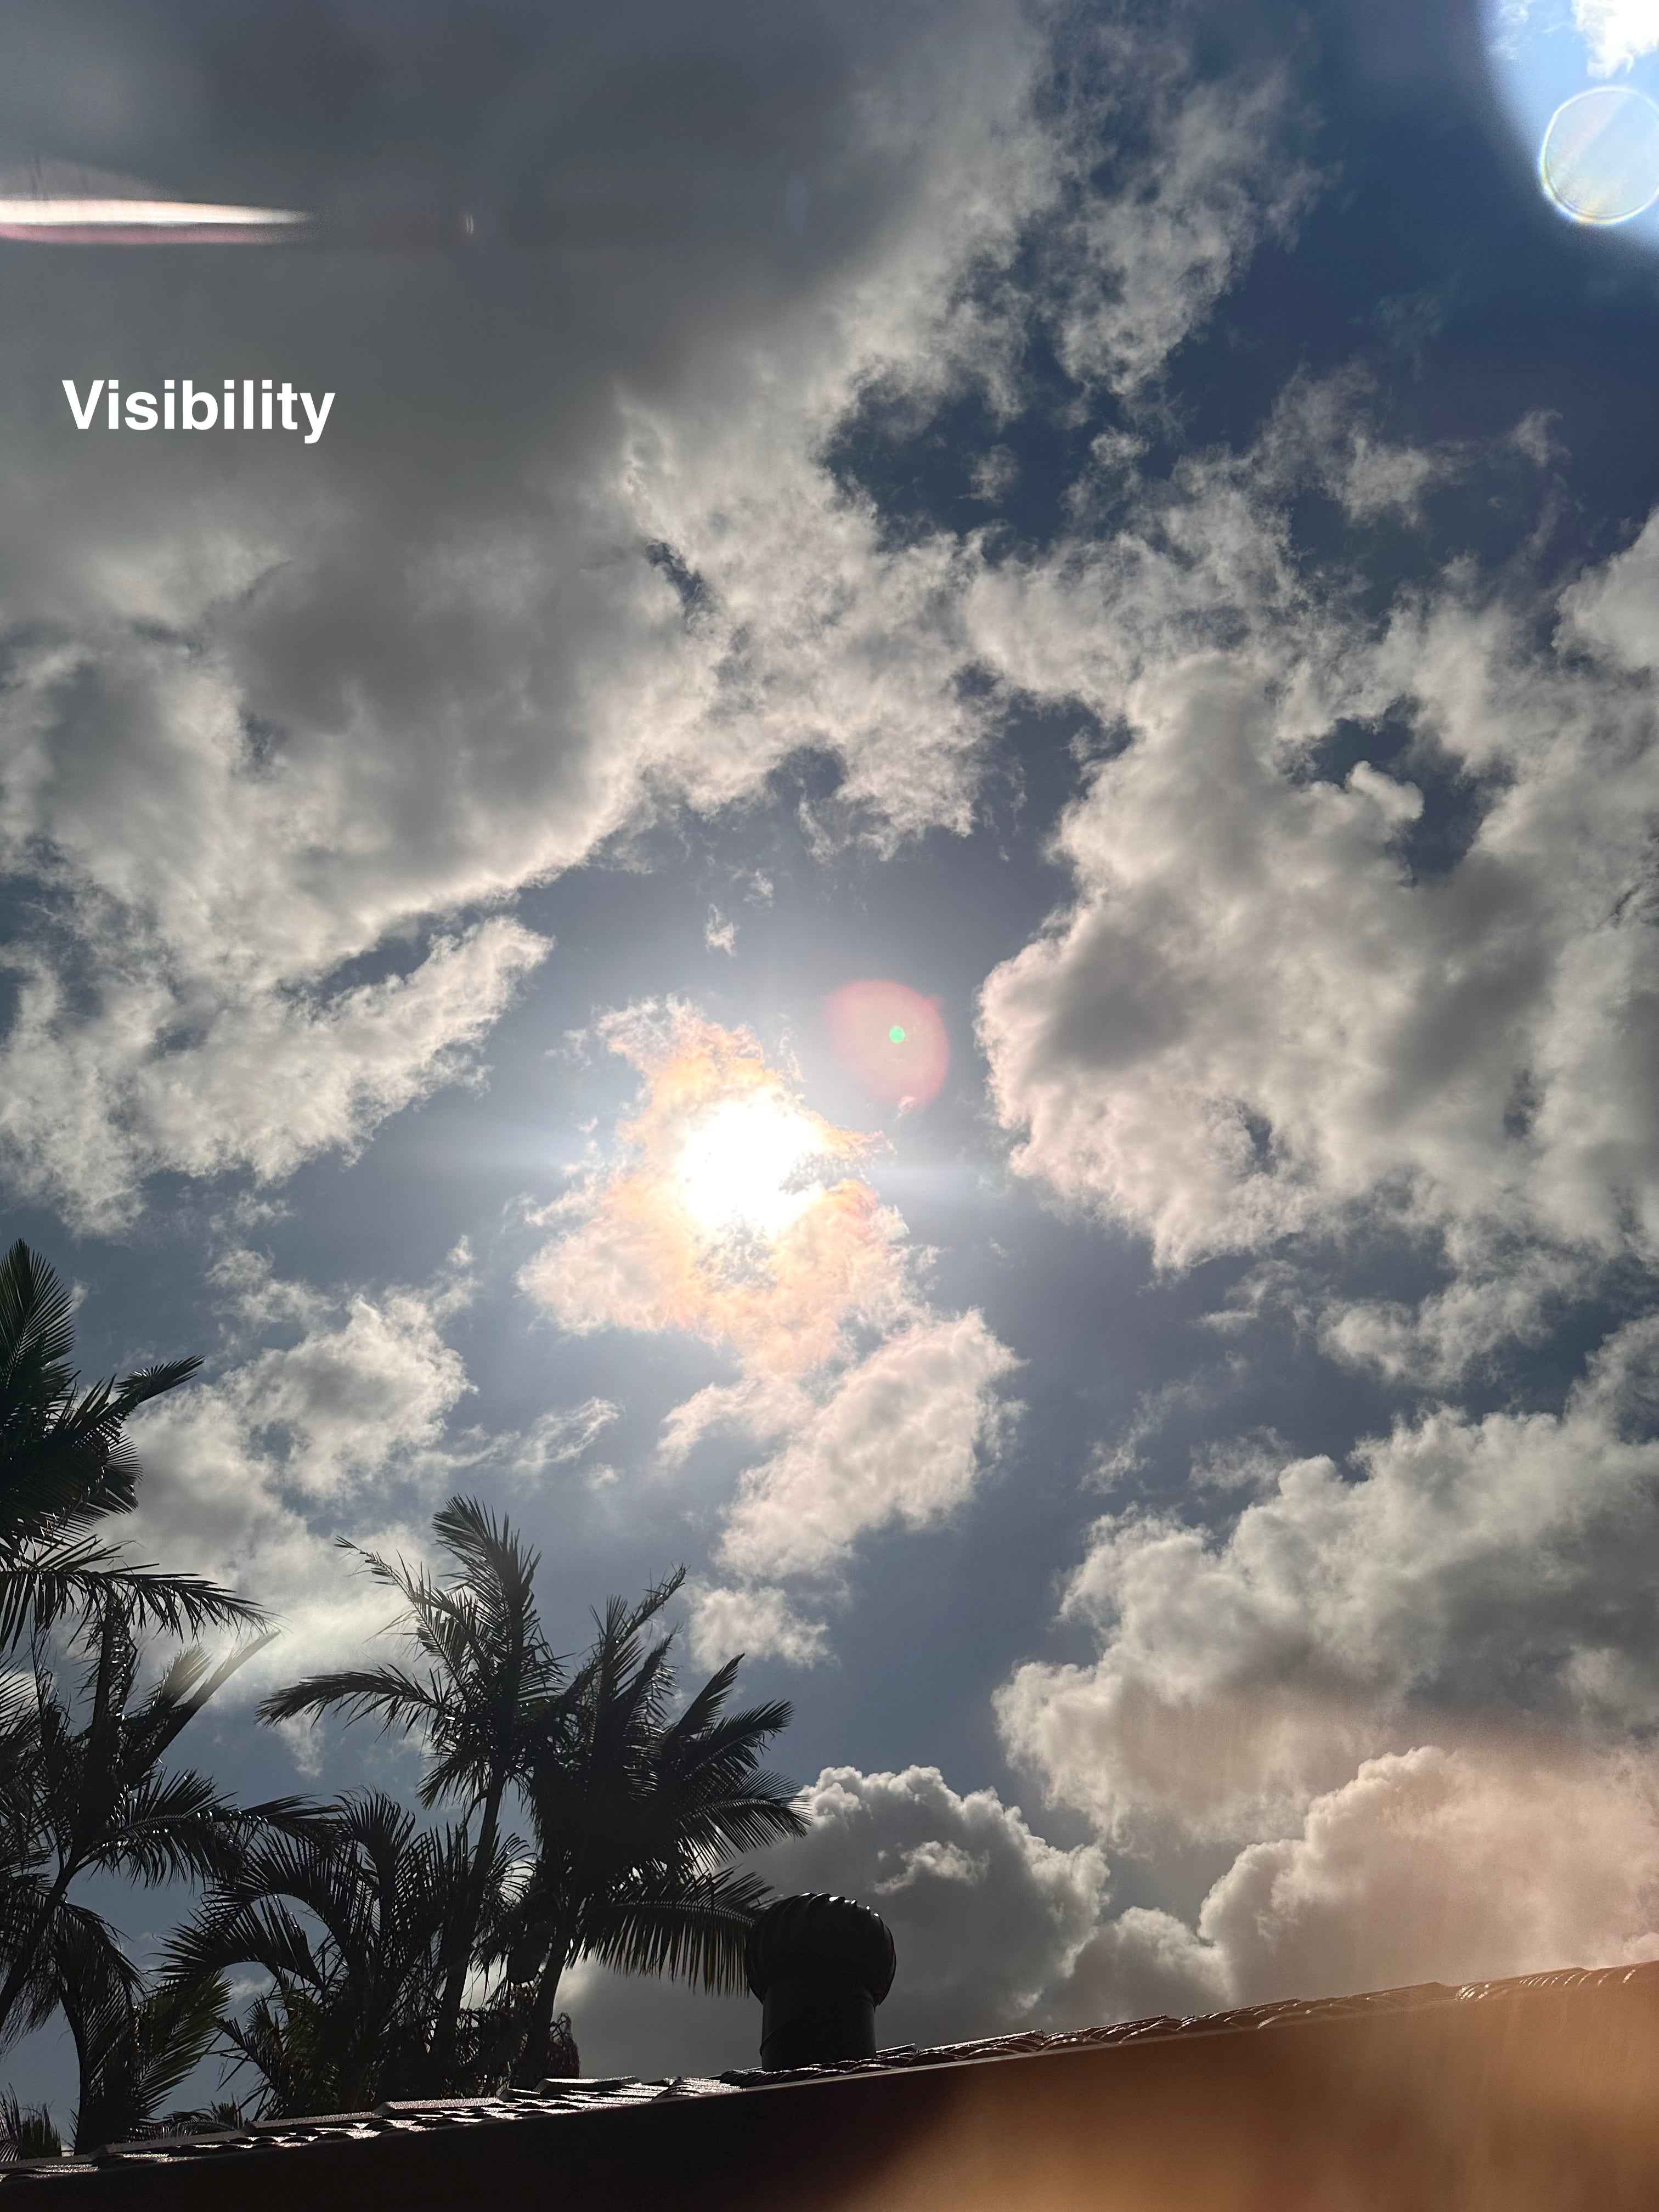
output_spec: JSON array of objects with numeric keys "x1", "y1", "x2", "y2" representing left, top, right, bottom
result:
[
  {"x1": 1540, "y1": 85, "x2": 1659, "y2": 224},
  {"x1": 825, "y1": 980, "x2": 949, "y2": 1109},
  {"x1": 0, "y1": 157, "x2": 308, "y2": 246},
  {"x1": 0, "y1": 198, "x2": 310, "y2": 244}
]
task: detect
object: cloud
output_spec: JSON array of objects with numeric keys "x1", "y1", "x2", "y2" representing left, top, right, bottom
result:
[
  {"x1": 715, "y1": 1312, "x2": 1021, "y2": 1581},
  {"x1": 565, "y1": 1737, "x2": 1659, "y2": 2079},
  {"x1": 761, "y1": 1767, "x2": 1109, "y2": 2045},
  {"x1": 0, "y1": 2, "x2": 1316, "y2": 1227},
  {"x1": 124, "y1": 1249, "x2": 480, "y2": 1690},
  {"x1": 685, "y1": 1581, "x2": 830, "y2": 1669},
  {"x1": 1312, "y1": 1248, "x2": 1602, "y2": 1389},
  {"x1": 509, "y1": 1398, "x2": 620, "y2": 1478},
  {"x1": 565, "y1": 1762, "x2": 1109, "y2": 2075},
  {"x1": 970, "y1": 376, "x2": 1659, "y2": 1373},
  {"x1": 1052, "y1": 1743, "x2": 1659, "y2": 2024},
  {"x1": 561, "y1": 1730, "x2": 1659, "y2": 2083},
  {"x1": 1572, "y1": 0, "x2": 1659, "y2": 76},
  {"x1": 1559, "y1": 501, "x2": 1659, "y2": 669},
  {"x1": 0, "y1": 910, "x2": 548, "y2": 1231},
  {"x1": 522, "y1": 1007, "x2": 1020, "y2": 1630},
  {"x1": 1041, "y1": 62, "x2": 1317, "y2": 396},
  {"x1": 996, "y1": 1315, "x2": 1659, "y2": 1847}
]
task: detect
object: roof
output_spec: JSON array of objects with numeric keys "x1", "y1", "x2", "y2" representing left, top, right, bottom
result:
[{"x1": 8, "y1": 1958, "x2": 1659, "y2": 2210}]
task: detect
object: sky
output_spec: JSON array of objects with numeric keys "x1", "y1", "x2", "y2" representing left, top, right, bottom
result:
[{"x1": 6, "y1": 0, "x2": 1659, "y2": 2102}]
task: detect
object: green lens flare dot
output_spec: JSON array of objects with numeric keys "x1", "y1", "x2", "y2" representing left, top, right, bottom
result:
[{"x1": 889, "y1": 1025, "x2": 906, "y2": 1043}]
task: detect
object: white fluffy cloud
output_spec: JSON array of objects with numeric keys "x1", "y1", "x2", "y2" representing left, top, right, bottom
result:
[
  {"x1": 996, "y1": 1316, "x2": 1659, "y2": 1847},
  {"x1": 564, "y1": 1761, "x2": 1109, "y2": 2075},
  {"x1": 522, "y1": 1007, "x2": 1022, "y2": 1646},
  {"x1": 548, "y1": 1731, "x2": 1659, "y2": 2078},
  {"x1": 687, "y1": 1311, "x2": 1018, "y2": 1660},
  {"x1": 0, "y1": 901, "x2": 548, "y2": 1232},
  {"x1": 969, "y1": 380, "x2": 1659, "y2": 1375},
  {"x1": 715, "y1": 1314, "x2": 1021, "y2": 1582},
  {"x1": 1573, "y1": 0, "x2": 1659, "y2": 76},
  {"x1": 522, "y1": 1006, "x2": 907, "y2": 1378},
  {"x1": 978, "y1": 963, "x2": 1659, "y2": 2019},
  {"x1": 684, "y1": 1579, "x2": 831, "y2": 1670},
  {"x1": 1053, "y1": 1742, "x2": 1659, "y2": 2025},
  {"x1": 761, "y1": 1765, "x2": 1109, "y2": 2044},
  {"x1": 1042, "y1": 63, "x2": 1316, "y2": 395},
  {"x1": 565, "y1": 1736, "x2": 1659, "y2": 2080},
  {"x1": 1487, "y1": 0, "x2": 1657, "y2": 75},
  {"x1": 122, "y1": 1246, "x2": 642, "y2": 1702},
  {"x1": 123, "y1": 1247, "x2": 519, "y2": 1691}
]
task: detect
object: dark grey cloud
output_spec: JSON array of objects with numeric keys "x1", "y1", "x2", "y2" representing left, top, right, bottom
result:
[
  {"x1": 0, "y1": 0, "x2": 1057, "y2": 1220},
  {"x1": 0, "y1": 0, "x2": 1316, "y2": 1237}
]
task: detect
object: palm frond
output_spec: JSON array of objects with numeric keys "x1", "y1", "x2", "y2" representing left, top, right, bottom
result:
[
  {"x1": 60, "y1": 1918, "x2": 228, "y2": 2155},
  {"x1": 257, "y1": 1665, "x2": 446, "y2": 1734},
  {"x1": 0, "y1": 2092, "x2": 62, "y2": 2164},
  {"x1": 0, "y1": 1244, "x2": 232, "y2": 1656},
  {"x1": 582, "y1": 1869, "x2": 774, "y2": 1993},
  {"x1": 0, "y1": 1551, "x2": 263, "y2": 1651}
]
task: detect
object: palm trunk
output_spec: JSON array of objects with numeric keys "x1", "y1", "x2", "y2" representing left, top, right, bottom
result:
[
  {"x1": 511, "y1": 1933, "x2": 570, "y2": 2087},
  {"x1": 426, "y1": 1778, "x2": 504, "y2": 2089}
]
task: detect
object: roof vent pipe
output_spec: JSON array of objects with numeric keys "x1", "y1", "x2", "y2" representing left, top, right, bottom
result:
[{"x1": 744, "y1": 1893, "x2": 896, "y2": 2070}]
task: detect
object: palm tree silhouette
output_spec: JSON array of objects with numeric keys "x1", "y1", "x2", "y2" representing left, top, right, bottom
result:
[
  {"x1": 0, "y1": 1239, "x2": 262, "y2": 1650},
  {"x1": 0, "y1": 1595, "x2": 300, "y2": 2058},
  {"x1": 257, "y1": 1499, "x2": 806, "y2": 2091},
  {"x1": 502, "y1": 1572, "x2": 807, "y2": 2085},
  {"x1": 257, "y1": 1498, "x2": 561, "y2": 2088},
  {"x1": 168, "y1": 1792, "x2": 488, "y2": 2115},
  {"x1": 60, "y1": 1950, "x2": 228, "y2": 2153}
]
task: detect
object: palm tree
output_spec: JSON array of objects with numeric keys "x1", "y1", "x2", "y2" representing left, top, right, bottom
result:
[
  {"x1": 9, "y1": 1919, "x2": 241, "y2": 2155},
  {"x1": 256, "y1": 1500, "x2": 806, "y2": 2092},
  {"x1": 0, "y1": 2092, "x2": 60, "y2": 2163},
  {"x1": 256, "y1": 1499, "x2": 560, "y2": 2087},
  {"x1": 0, "y1": 1670, "x2": 45, "y2": 2000},
  {"x1": 0, "y1": 1240, "x2": 262, "y2": 1650},
  {"x1": 501, "y1": 1573, "x2": 808, "y2": 2085},
  {"x1": 0, "y1": 1596, "x2": 301, "y2": 2058},
  {"x1": 59, "y1": 1942, "x2": 228, "y2": 2153},
  {"x1": 167, "y1": 1792, "x2": 488, "y2": 2116}
]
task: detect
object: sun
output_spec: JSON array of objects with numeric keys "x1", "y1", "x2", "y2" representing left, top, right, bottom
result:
[{"x1": 676, "y1": 1093, "x2": 826, "y2": 1239}]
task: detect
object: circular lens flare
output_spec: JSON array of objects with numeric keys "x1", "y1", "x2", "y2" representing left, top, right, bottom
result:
[
  {"x1": 826, "y1": 980, "x2": 949, "y2": 1109},
  {"x1": 677, "y1": 1093, "x2": 824, "y2": 1238},
  {"x1": 1541, "y1": 85, "x2": 1659, "y2": 224}
]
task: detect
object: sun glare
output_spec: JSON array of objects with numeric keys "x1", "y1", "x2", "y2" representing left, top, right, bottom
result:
[{"x1": 676, "y1": 1094, "x2": 825, "y2": 1239}]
